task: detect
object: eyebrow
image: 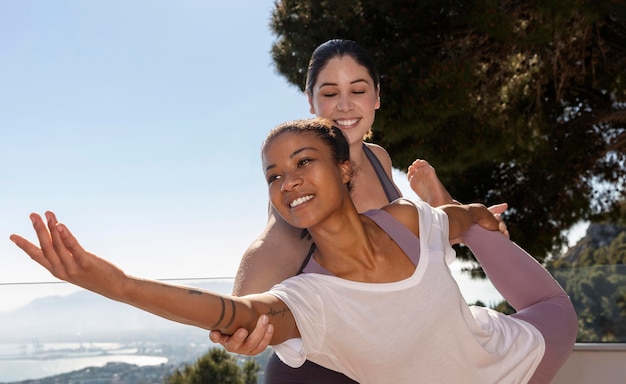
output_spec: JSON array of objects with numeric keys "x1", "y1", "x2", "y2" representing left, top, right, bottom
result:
[
  {"x1": 265, "y1": 146, "x2": 319, "y2": 172},
  {"x1": 317, "y1": 78, "x2": 370, "y2": 88}
]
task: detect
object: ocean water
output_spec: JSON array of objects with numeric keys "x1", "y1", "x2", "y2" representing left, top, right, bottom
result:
[{"x1": 0, "y1": 342, "x2": 168, "y2": 382}]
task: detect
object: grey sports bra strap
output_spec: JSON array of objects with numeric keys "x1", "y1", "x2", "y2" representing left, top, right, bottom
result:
[
  {"x1": 297, "y1": 206, "x2": 421, "y2": 275},
  {"x1": 297, "y1": 243, "x2": 317, "y2": 275},
  {"x1": 362, "y1": 144, "x2": 401, "y2": 203},
  {"x1": 364, "y1": 207, "x2": 420, "y2": 266}
]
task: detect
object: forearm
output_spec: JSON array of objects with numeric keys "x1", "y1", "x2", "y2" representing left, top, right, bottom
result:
[
  {"x1": 112, "y1": 276, "x2": 300, "y2": 346},
  {"x1": 118, "y1": 276, "x2": 258, "y2": 334},
  {"x1": 441, "y1": 203, "x2": 499, "y2": 239},
  {"x1": 440, "y1": 204, "x2": 479, "y2": 239}
]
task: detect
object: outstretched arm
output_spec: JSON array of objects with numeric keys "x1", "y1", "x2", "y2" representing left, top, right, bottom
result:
[{"x1": 10, "y1": 211, "x2": 298, "y2": 345}]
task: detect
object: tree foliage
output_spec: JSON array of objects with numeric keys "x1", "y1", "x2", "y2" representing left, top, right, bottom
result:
[
  {"x1": 165, "y1": 348, "x2": 260, "y2": 384},
  {"x1": 547, "y1": 223, "x2": 626, "y2": 342},
  {"x1": 269, "y1": 0, "x2": 626, "y2": 260},
  {"x1": 484, "y1": 223, "x2": 626, "y2": 342}
]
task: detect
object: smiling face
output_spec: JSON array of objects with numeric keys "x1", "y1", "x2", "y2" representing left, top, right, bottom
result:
[
  {"x1": 262, "y1": 128, "x2": 351, "y2": 229},
  {"x1": 307, "y1": 56, "x2": 380, "y2": 146}
]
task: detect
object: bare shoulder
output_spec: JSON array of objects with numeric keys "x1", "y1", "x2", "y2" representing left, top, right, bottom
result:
[
  {"x1": 381, "y1": 199, "x2": 420, "y2": 238},
  {"x1": 233, "y1": 208, "x2": 312, "y2": 296},
  {"x1": 364, "y1": 142, "x2": 393, "y2": 171}
]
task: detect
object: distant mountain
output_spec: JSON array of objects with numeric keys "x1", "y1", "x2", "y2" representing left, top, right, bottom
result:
[
  {"x1": 562, "y1": 222, "x2": 626, "y2": 264},
  {"x1": 0, "y1": 280, "x2": 234, "y2": 343},
  {"x1": 4, "y1": 362, "x2": 180, "y2": 384}
]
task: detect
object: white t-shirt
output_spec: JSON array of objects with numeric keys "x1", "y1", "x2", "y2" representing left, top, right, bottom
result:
[{"x1": 269, "y1": 200, "x2": 545, "y2": 384}]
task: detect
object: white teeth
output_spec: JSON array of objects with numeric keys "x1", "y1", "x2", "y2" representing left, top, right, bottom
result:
[
  {"x1": 335, "y1": 119, "x2": 358, "y2": 126},
  {"x1": 290, "y1": 195, "x2": 314, "y2": 208}
]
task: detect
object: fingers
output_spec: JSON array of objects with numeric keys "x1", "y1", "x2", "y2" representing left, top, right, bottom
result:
[
  {"x1": 498, "y1": 219, "x2": 510, "y2": 239},
  {"x1": 48, "y1": 213, "x2": 89, "y2": 268},
  {"x1": 486, "y1": 203, "x2": 510, "y2": 239},
  {"x1": 11, "y1": 213, "x2": 59, "y2": 272},
  {"x1": 209, "y1": 330, "x2": 228, "y2": 345},
  {"x1": 487, "y1": 202, "x2": 508, "y2": 215},
  {"x1": 233, "y1": 314, "x2": 273, "y2": 355},
  {"x1": 9, "y1": 231, "x2": 53, "y2": 271},
  {"x1": 485, "y1": 214, "x2": 509, "y2": 239},
  {"x1": 43, "y1": 211, "x2": 82, "y2": 280},
  {"x1": 45, "y1": 212, "x2": 73, "y2": 275},
  {"x1": 216, "y1": 328, "x2": 248, "y2": 353},
  {"x1": 9, "y1": 211, "x2": 82, "y2": 280},
  {"x1": 31, "y1": 212, "x2": 63, "y2": 271},
  {"x1": 212, "y1": 315, "x2": 273, "y2": 355},
  {"x1": 13, "y1": 211, "x2": 122, "y2": 295},
  {"x1": 247, "y1": 314, "x2": 274, "y2": 354}
]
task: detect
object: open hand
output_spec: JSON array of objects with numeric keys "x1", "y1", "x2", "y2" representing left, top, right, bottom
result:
[{"x1": 10, "y1": 211, "x2": 126, "y2": 299}]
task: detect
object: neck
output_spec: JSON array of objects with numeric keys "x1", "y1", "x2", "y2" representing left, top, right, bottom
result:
[
  {"x1": 348, "y1": 141, "x2": 367, "y2": 167},
  {"x1": 306, "y1": 203, "x2": 375, "y2": 276}
]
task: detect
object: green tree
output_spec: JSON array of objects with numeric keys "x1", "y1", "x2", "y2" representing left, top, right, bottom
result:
[
  {"x1": 546, "y1": 221, "x2": 626, "y2": 341},
  {"x1": 552, "y1": 263, "x2": 626, "y2": 342},
  {"x1": 165, "y1": 348, "x2": 259, "y2": 384},
  {"x1": 269, "y1": 0, "x2": 626, "y2": 261},
  {"x1": 243, "y1": 359, "x2": 262, "y2": 384}
]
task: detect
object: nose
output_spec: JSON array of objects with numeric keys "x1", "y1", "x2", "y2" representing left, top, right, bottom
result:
[
  {"x1": 280, "y1": 171, "x2": 302, "y2": 192},
  {"x1": 336, "y1": 94, "x2": 353, "y2": 112}
]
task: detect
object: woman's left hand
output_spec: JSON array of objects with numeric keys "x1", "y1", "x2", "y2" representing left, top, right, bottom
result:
[{"x1": 487, "y1": 203, "x2": 509, "y2": 239}]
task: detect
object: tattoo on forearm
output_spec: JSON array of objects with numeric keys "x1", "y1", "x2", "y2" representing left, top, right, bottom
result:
[
  {"x1": 211, "y1": 296, "x2": 226, "y2": 329},
  {"x1": 186, "y1": 290, "x2": 234, "y2": 330},
  {"x1": 223, "y1": 299, "x2": 236, "y2": 329}
]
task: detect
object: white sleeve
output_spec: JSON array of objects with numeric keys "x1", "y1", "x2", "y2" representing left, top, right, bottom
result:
[
  {"x1": 410, "y1": 199, "x2": 457, "y2": 265},
  {"x1": 272, "y1": 338, "x2": 307, "y2": 368},
  {"x1": 268, "y1": 277, "x2": 326, "y2": 367}
]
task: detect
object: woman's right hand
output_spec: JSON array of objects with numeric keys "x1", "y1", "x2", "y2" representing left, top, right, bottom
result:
[
  {"x1": 209, "y1": 314, "x2": 274, "y2": 355},
  {"x1": 11, "y1": 211, "x2": 128, "y2": 299}
]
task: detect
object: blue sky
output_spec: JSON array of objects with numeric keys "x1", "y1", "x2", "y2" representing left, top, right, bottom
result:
[
  {"x1": 0, "y1": 0, "x2": 423, "y2": 312},
  {"x1": 0, "y1": 1, "x2": 586, "y2": 312},
  {"x1": 0, "y1": 1, "x2": 317, "y2": 308}
]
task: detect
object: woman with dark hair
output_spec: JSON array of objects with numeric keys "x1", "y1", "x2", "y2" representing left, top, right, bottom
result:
[{"x1": 12, "y1": 118, "x2": 576, "y2": 384}]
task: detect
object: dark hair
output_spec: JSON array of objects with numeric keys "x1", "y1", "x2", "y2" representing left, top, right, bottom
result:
[
  {"x1": 263, "y1": 118, "x2": 350, "y2": 166},
  {"x1": 305, "y1": 39, "x2": 380, "y2": 96}
]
